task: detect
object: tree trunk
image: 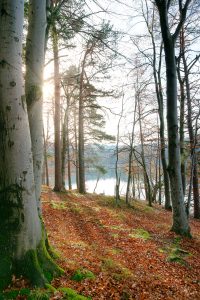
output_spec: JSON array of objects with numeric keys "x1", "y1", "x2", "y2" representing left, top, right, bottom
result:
[
  {"x1": 156, "y1": 1, "x2": 190, "y2": 235},
  {"x1": 74, "y1": 106, "x2": 79, "y2": 189},
  {"x1": 78, "y1": 51, "x2": 89, "y2": 194},
  {"x1": 183, "y1": 51, "x2": 200, "y2": 219},
  {"x1": 0, "y1": 0, "x2": 62, "y2": 288},
  {"x1": 138, "y1": 98, "x2": 152, "y2": 207},
  {"x1": 61, "y1": 110, "x2": 67, "y2": 189},
  {"x1": 43, "y1": 126, "x2": 49, "y2": 186},
  {"x1": 152, "y1": 39, "x2": 171, "y2": 209},
  {"x1": 177, "y1": 29, "x2": 186, "y2": 195},
  {"x1": 66, "y1": 112, "x2": 72, "y2": 190},
  {"x1": 126, "y1": 95, "x2": 137, "y2": 204},
  {"x1": 52, "y1": 25, "x2": 62, "y2": 191},
  {"x1": 25, "y1": 0, "x2": 46, "y2": 211}
]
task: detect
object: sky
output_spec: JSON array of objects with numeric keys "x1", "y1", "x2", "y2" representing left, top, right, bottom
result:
[{"x1": 43, "y1": 0, "x2": 151, "y2": 140}]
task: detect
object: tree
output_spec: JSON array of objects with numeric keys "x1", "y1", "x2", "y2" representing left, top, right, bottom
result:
[
  {"x1": 25, "y1": 0, "x2": 47, "y2": 210},
  {"x1": 141, "y1": 0, "x2": 171, "y2": 209},
  {"x1": 154, "y1": 0, "x2": 191, "y2": 235},
  {"x1": 0, "y1": 0, "x2": 62, "y2": 288},
  {"x1": 77, "y1": 23, "x2": 117, "y2": 193}
]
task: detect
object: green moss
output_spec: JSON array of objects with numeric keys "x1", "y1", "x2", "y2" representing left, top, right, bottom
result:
[
  {"x1": 14, "y1": 235, "x2": 64, "y2": 288},
  {"x1": 2, "y1": 290, "x2": 19, "y2": 299},
  {"x1": 26, "y1": 85, "x2": 42, "y2": 107},
  {"x1": 16, "y1": 248, "x2": 47, "y2": 287},
  {"x1": 59, "y1": 287, "x2": 91, "y2": 300},
  {"x1": 28, "y1": 289, "x2": 50, "y2": 300},
  {"x1": 71, "y1": 269, "x2": 95, "y2": 282},
  {"x1": 129, "y1": 229, "x2": 150, "y2": 240},
  {"x1": 19, "y1": 288, "x2": 31, "y2": 296},
  {"x1": 159, "y1": 238, "x2": 191, "y2": 265},
  {"x1": 50, "y1": 201, "x2": 67, "y2": 210},
  {"x1": 0, "y1": 257, "x2": 12, "y2": 290}
]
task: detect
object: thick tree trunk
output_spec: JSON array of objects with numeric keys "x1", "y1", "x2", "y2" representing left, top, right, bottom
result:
[
  {"x1": 52, "y1": 26, "x2": 62, "y2": 191},
  {"x1": 0, "y1": 0, "x2": 62, "y2": 288},
  {"x1": 156, "y1": 2, "x2": 190, "y2": 235},
  {"x1": 25, "y1": 0, "x2": 46, "y2": 211}
]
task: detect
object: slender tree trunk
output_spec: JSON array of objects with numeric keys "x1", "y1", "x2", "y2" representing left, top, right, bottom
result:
[
  {"x1": 126, "y1": 96, "x2": 137, "y2": 204},
  {"x1": 65, "y1": 94, "x2": 72, "y2": 190},
  {"x1": 52, "y1": 25, "x2": 62, "y2": 191},
  {"x1": 138, "y1": 98, "x2": 152, "y2": 206},
  {"x1": 156, "y1": 1, "x2": 190, "y2": 235},
  {"x1": 73, "y1": 106, "x2": 79, "y2": 190},
  {"x1": 132, "y1": 173, "x2": 135, "y2": 199},
  {"x1": 177, "y1": 29, "x2": 186, "y2": 195},
  {"x1": 183, "y1": 51, "x2": 200, "y2": 219},
  {"x1": 78, "y1": 50, "x2": 90, "y2": 194},
  {"x1": 43, "y1": 126, "x2": 49, "y2": 186},
  {"x1": 66, "y1": 117, "x2": 72, "y2": 190},
  {"x1": 115, "y1": 97, "x2": 124, "y2": 205},
  {"x1": 61, "y1": 110, "x2": 67, "y2": 189},
  {"x1": 152, "y1": 39, "x2": 171, "y2": 209},
  {"x1": 93, "y1": 176, "x2": 100, "y2": 193},
  {"x1": 0, "y1": 0, "x2": 62, "y2": 288}
]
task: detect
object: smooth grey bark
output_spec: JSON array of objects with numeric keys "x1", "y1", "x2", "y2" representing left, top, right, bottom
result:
[
  {"x1": 61, "y1": 83, "x2": 72, "y2": 190},
  {"x1": 0, "y1": 0, "x2": 41, "y2": 253},
  {"x1": 0, "y1": 0, "x2": 49, "y2": 287},
  {"x1": 25, "y1": 0, "x2": 47, "y2": 211},
  {"x1": 52, "y1": 25, "x2": 62, "y2": 191},
  {"x1": 155, "y1": 0, "x2": 190, "y2": 235}
]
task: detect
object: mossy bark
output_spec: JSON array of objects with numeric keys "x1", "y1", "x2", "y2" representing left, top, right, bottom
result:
[{"x1": 0, "y1": 226, "x2": 64, "y2": 290}]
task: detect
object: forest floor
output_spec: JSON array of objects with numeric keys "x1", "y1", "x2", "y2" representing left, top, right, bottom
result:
[
  {"x1": 41, "y1": 186, "x2": 200, "y2": 300},
  {"x1": 3, "y1": 186, "x2": 200, "y2": 300}
]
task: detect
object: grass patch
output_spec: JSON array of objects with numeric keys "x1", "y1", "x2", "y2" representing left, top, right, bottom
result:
[
  {"x1": 59, "y1": 287, "x2": 91, "y2": 299},
  {"x1": 71, "y1": 268, "x2": 95, "y2": 282},
  {"x1": 50, "y1": 201, "x2": 67, "y2": 210},
  {"x1": 129, "y1": 228, "x2": 150, "y2": 240},
  {"x1": 101, "y1": 258, "x2": 133, "y2": 281}
]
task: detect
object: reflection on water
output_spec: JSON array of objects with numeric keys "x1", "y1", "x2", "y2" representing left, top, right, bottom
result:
[{"x1": 72, "y1": 178, "x2": 128, "y2": 196}]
